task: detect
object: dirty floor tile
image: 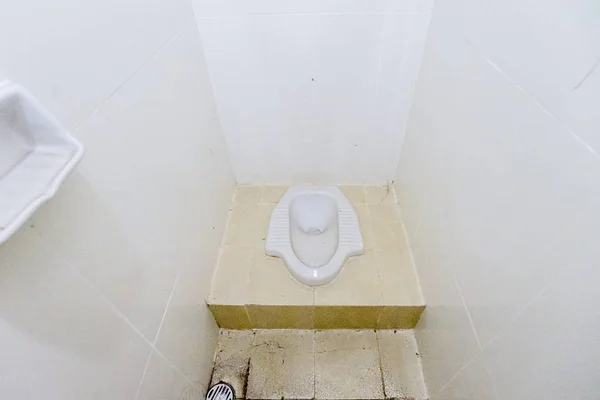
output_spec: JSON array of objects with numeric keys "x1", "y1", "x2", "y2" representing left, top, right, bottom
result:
[
  {"x1": 315, "y1": 330, "x2": 384, "y2": 399},
  {"x1": 210, "y1": 330, "x2": 255, "y2": 399},
  {"x1": 377, "y1": 330, "x2": 428, "y2": 400},
  {"x1": 247, "y1": 330, "x2": 315, "y2": 400}
]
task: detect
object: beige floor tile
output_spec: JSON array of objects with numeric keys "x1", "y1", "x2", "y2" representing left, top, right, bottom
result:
[
  {"x1": 225, "y1": 203, "x2": 262, "y2": 248},
  {"x1": 254, "y1": 203, "x2": 276, "y2": 250},
  {"x1": 315, "y1": 251, "x2": 382, "y2": 306},
  {"x1": 235, "y1": 185, "x2": 263, "y2": 204},
  {"x1": 210, "y1": 246, "x2": 253, "y2": 304},
  {"x1": 247, "y1": 305, "x2": 314, "y2": 329},
  {"x1": 354, "y1": 204, "x2": 376, "y2": 251},
  {"x1": 208, "y1": 305, "x2": 253, "y2": 329},
  {"x1": 365, "y1": 185, "x2": 395, "y2": 206},
  {"x1": 262, "y1": 186, "x2": 288, "y2": 203},
  {"x1": 314, "y1": 305, "x2": 382, "y2": 329},
  {"x1": 247, "y1": 330, "x2": 314, "y2": 400},
  {"x1": 377, "y1": 330, "x2": 428, "y2": 400},
  {"x1": 339, "y1": 185, "x2": 366, "y2": 205},
  {"x1": 247, "y1": 253, "x2": 313, "y2": 306},
  {"x1": 211, "y1": 330, "x2": 255, "y2": 399},
  {"x1": 375, "y1": 247, "x2": 424, "y2": 306},
  {"x1": 369, "y1": 204, "x2": 403, "y2": 250},
  {"x1": 315, "y1": 330, "x2": 384, "y2": 399},
  {"x1": 377, "y1": 306, "x2": 425, "y2": 329}
]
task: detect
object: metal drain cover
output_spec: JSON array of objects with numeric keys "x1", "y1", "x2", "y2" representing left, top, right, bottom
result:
[{"x1": 206, "y1": 382, "x2": 234, "y2": 400}]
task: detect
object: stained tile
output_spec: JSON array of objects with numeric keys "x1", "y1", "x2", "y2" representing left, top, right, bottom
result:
[
  {"x1": 210, "y1": 330, "x2": 255, "y2": 399},
  {"x1": 339, "y1": 185, "x2": 366, "y2": 205},
  {"x1": 235, "y1": 185, "x2": 263, "y2": 204},
  {"x1": 314, "y1": 306, "x2": 382, "y2": 330},
  {"x1": 377, "y1": 330, "x2": 428, "y2": 400},
  {"x1": 246, "y1": 305, "x2": 314, "y2": 329},
  {"x1": 247, "y1": 330, "x2": 314, "y2": 400},
  {"x1": 207, "y1": 305, "x2": 252, "y2": 330},
  {"x1": 377, "y1": 306, "x2": 425, "y2": 329},
  {"x1": 261, "y1": 186, "x2": 287, "y2": 203},
  {"x1": 365, "y1": 185, "x2": 395, "y2": 206},
  {"x1": 315, "y1": 330, "x2": 383, "y2": 399}
]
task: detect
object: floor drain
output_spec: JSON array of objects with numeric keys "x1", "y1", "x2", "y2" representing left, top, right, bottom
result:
[{"x1": 206, "y1": 382, "x2": 234, "y2": 400}]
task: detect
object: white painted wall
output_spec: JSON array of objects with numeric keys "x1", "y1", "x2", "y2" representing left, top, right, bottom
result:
[
  {"x1": 396, "y1": 0, "x2": 600, "y2": 399},
  {"x1": 0, "y1": 1, "x2": 235, "y2": 398},
  {"x1": 194, "y1": 0, "x2": 432, "y2": 184}
]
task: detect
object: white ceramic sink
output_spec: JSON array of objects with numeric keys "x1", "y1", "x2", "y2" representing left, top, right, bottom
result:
[{"x1": 0, "y1": 81, "x2": 83, "y2": 245}]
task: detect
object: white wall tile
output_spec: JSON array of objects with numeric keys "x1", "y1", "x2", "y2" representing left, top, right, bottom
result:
[
  {"x1": 196, "y1": 7, "x2": 430, "y2": 184},
  {"x1": 137, "y1": 351, "x2": 204, "y2": 400},
  {"x1": 484, "y1": 263, "x2": 600, "y2": 400},
  {"x1": 565, "y1": 60, "x2": 600, "y2": 154},
  {"x1": 309, "y1": 14, "x2": 386, "y2": 183},
  {"x1": 375, "y1": 13, "x2": 430, "y2": 181},
  {"x1": 433, "y1": 356, "x2": 498, "y2": 400},
  {"x1": 0, "y1": 228, "x2": 151, "y2": 400},
  {"x1": 0, "y1": 0, "x2": 188, "y2": 129},
  {"x1": 0, "y1": 1, "x2": 234, "y2": 397},
  {"x1": 194, "y1": 0, "x2": 431, "y2": 18},
  {"x1": 197, "y1": 15, "x2": 313, "y2": 184},
  {"x1": 397, "y1": 0, "x2": 600, "y2": 397}
]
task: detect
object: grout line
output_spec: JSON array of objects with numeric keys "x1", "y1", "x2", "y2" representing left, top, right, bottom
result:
[
  {"x1": 449, "y1": 261, "x2": 483, "y2": 350},
  {"x1": 312, "y1": 329, "x2": 317, "y2": 399},
  {"x1": 208, "y1": 190, "x2": 237, "y2": 300},
  {"x1": 435, "y1": 357, "x2": 473, "y2": 396},
  {"x1": 482, "y1": 277, "x2": 554, "y2": 350},
  {"x1": 469, "y1": 42, "x2": 600, "y2": 162},
  {"x1": 66, "y1": 264, "x2": 202, "y2": 393},
  {"x1": 481, "y1": 356, "x2": 502, "y2": 400},
  {"x1": 133, "y1": 348, "x2": 154, "y2": 400},
  {"x1": 76, "y1": 30, "x2": 182, "y2": 131},
  {"x1": 573, "y1": 57, "x2": 600, "y2": 90},
  {"x1": 412, "y1": 334, "x2": 430, "y2": 400},
  {"x1": 152, "y1": 272, "x2": 181, "y2": 345},
  {"x1": 393, "y1": 187, "x2": 426, "y2": 305},
  {"x1": 374, "y1": 331, "x2": 388, "y2": 398}
]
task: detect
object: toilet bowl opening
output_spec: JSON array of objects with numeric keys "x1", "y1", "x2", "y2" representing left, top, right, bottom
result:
[
  {"x1": 304, "y1": 226, "x2": 326, "y2": 235},
  {"x1": 289, "y1": 192, "x2": 339, "y2": 268}
]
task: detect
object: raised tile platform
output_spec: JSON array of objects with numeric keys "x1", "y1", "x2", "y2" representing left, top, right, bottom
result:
[{"x1": 207, "y1": 185, "x2": 425, "y2": 329}]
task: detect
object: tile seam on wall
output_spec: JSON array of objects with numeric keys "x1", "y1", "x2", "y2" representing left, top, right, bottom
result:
[
  {"x1": 207, "y1": 194, "x2": 235, "y2": 299},
  {"x1": 133, "y1": 348, "x2": 155, "y2": 400},
  {"x1": 75, "y1": 30, "x2": 183, "y2": 131},
  {"x1": 480, "y1": 276, "x2": 555, "y2": 350},
  {"x1": 152, "y1": 273, "x2": 182, "y2": 345},
  {"x1": 449, "y1": 262, "x2": 483, "y2": 350},
  {"x1": 465, "y1": 40, "x2": 600, "y2": 162},
  {"x1": 434, "y1": 356, "x2": 473, "y2": 396},
  {"x1": 394, "y1": 194, "x2": 426, "y2": 305},
  {"x1": 393, "y1": 12, "x2": 432, "y2": 167},
  {"x1": 66, "y1": 262, "x2": 203, "y2": 393}
]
